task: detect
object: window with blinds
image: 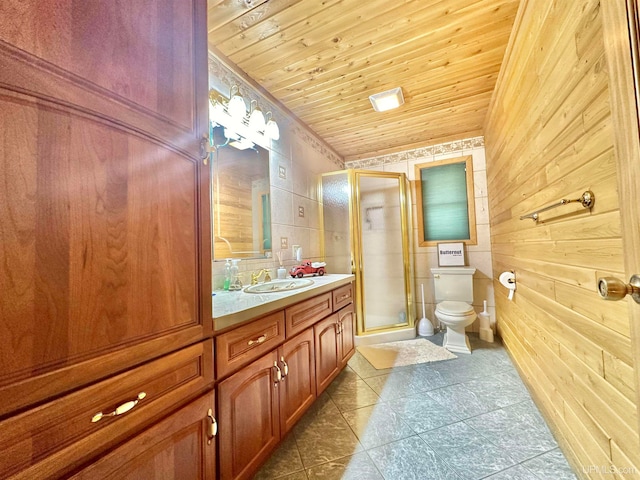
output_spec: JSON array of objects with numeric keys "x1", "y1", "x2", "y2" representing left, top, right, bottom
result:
[{"x1": 415, "y1": 156, "x2": 477, "y2": 246}]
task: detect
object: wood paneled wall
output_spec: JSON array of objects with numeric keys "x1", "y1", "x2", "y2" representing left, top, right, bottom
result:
[{"x1": 484, "y1": 0, "x2": 639, "y2": 477}]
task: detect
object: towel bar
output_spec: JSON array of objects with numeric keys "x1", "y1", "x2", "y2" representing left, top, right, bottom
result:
[{"x1": 520, "y1": 190, "x2": 595, "y2": 221}]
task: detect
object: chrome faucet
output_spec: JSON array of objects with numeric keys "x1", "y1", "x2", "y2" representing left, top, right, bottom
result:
[{"x1": 251, "y1": 269, "x2": 272, "y2": 285}]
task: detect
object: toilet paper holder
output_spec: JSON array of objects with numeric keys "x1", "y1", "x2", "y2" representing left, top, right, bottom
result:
[{"x1": 499, "y1": 271, "x2": 516, "y2": 300}]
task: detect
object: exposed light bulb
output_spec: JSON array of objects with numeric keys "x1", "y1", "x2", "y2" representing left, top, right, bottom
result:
[
  {"x1": 249, "y1": 107, "x2": 266, "y2": 131},
  {"x1": 228, "y1": 88, "x2": 247, "y2": 120},
  {"x1": 266, "y1": 118, "x2": 280, "y2": 140}
]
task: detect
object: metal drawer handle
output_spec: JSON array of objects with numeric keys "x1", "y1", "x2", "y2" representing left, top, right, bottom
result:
[
  {"x1": 339, "y1": 294, "x2": 350, "y2": 301},
  {"x1": 280, "y1": 356, "x2": 289, "y2": 377},
  {"x1": 91, "y1": 392, "x2": 147, "y2": 423},
  {"x1": 207, "y1": 408, "x2": 217, "y2": 444},
  {"x1": 247, "y1": 334, "x2": 267, "y2": 346},
  {"x1": 273, "y1": 361, "x2": 282, "y2": 385}
]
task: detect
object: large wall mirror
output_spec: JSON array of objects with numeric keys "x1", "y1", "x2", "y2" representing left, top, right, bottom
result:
[{"x1": 211, "y1": 125, "x2": 272, "y2": 260}]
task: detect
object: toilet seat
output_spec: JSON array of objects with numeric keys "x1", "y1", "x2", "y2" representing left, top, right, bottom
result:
[{"x1": 436, "y1": 301, "x2": 475, "y2": 316}]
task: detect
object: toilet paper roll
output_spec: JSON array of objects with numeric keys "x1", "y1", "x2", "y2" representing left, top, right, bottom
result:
[
  {"x1": 499, "y1": 271, "x2": 516, "y2": 301},
  {"x1": 499, "y1": 271, "x2": 516, "y2": 289}
]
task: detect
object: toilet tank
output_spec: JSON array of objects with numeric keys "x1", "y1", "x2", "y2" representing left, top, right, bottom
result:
[{"x1": 431, "y1": 267, "x2": 476, "y2": 303}]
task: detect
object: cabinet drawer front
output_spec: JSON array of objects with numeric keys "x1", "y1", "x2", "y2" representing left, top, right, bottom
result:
[
  {"x1": 285, "y1": 292, "x2": 332, "y2": 337},
  {"x1": 69, "y1": 391, "x2": 216, "y2": 480},
  {"x1": 332, "y1": 283, "x2": 353, "y2": 311},
  {"x1": 0, "y1": 340, "x2": 214, "y2": 480},
  {"x1": 216, "y1": 311, "x2": 285, "y2": 379}
]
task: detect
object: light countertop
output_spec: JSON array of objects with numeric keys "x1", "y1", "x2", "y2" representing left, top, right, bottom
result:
[{"x1": 213, "y1": 274, "x2": 355, "y2": 331}]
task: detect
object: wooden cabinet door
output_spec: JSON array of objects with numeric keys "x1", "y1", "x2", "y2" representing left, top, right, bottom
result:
[
  {"x1": 69, "y1": 391, "x2": 216, "y2": 480},
  {"x1": 314, "y1": 314, "x2": 340, "y2": 395},
  {"x1": 218, "y1": 351, "x2": 280, "y2": 480},
  {"x1": 337, "y1": 304, "x2": 355, "y2": 366},
  {"x1": 279, "y1": 328, "x2": 316, "y2": 434},
  {"x1": 0, "y1": 0, "x2": 211, "y2": 417}
]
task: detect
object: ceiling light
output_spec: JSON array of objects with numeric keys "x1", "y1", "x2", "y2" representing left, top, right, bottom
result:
[{"x1": 369, "y1": 87, "x2": 404, "y2": 112}]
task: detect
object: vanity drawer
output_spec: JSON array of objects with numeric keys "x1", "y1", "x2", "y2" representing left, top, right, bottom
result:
[
  {"x1": 285, "y1": 292, "x2": 333, "y2": 337},
  {"x1": 333, "y1": 283, "x2": 353, "y2": 311},
  {"x1": 0, "y1": 340, "x2": 213, "y2": 480},
  {"x1": 216, "y1": 310, "x2": 285, "y2": 379}
]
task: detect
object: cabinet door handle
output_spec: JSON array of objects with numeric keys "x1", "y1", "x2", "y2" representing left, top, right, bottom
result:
[
  {"x1": 273, "y1": 361, "x2": 282, "y2": 384},
  {"x1": 336, "y1": 321, "x2": 342, "y2": 334},
  {"x1": 248, "y1": 334, "x2": 267, "y2": 346},
  {"x1": 91, "y1": 392, "x2": 147, "y2": 423},
  {"x1": 207, "y1": 408, "x2": 217, "y2": 444},
  {"x1": 280, "y1": 356, "x2": 289, "y2": 377}
]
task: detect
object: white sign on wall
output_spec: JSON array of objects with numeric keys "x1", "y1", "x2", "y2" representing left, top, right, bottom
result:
[{"x1": 437, "y1": 242, "x2": 466, "y2": 266}]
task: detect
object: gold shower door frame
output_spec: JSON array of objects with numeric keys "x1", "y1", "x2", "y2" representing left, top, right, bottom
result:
[{"x1": 320, "y1": 169, "x2": 415, "y2": 336}]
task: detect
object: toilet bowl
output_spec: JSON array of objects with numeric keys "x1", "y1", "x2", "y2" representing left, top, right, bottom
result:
[
  {"x1": 431, "y1": 267, "x2": 477, "y2": 354},
  {"x1": 435, "y1": 301, "x2": 476, "y2": 354}
]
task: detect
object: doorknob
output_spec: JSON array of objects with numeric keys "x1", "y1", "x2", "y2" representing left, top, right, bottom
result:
[{"x1": 597, "y1": 275, "x2": 640, "y2": 304}]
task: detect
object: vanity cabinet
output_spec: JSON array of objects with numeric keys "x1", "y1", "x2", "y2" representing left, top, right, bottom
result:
[
  {"x1": 217, "y1": 329, "x2": 316, "y2": 480},
  {"x1": 314, "y1": 303, "x2": 355, "y2": 395},
  {"x1": 216, "y1": 282, "x2": 353, "y2": 480}
]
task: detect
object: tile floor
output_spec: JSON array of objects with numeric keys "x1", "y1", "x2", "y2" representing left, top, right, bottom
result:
[{"x1": 254, "y1": 333, "x2": 578, "y2": 480}]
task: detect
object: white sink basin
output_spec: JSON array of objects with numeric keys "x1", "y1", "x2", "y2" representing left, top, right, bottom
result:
[{"x1": 243, "y1": 278, "x2": 314, "y2": 294}]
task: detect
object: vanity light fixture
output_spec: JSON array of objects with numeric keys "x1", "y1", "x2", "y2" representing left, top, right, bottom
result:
[
  {"x1": 209, "y1": 87, "x2": 280, "y2": 142},
  {"x1": 369, "y1": 87, "x2": 405, "y2": 112}
]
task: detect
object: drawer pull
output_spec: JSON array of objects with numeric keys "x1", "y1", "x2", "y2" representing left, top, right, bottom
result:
[
  {"x1": 91, "y1": 392, "x2": 147, "y2": 423},
  {"x1": 339, "y1": 294, "x2": 350, "y2": 301},
  {"x1": 273, "y1": 361, "x2": 282, "y2": 384},
  {"x1": 280, "y1": 356, "x2": 289, "y2": 377},
  {"x1": 207, "y1": 408, "x2": 217, "y2": 444},
  {"x1": 247, "y1": 334, "x2": 267, "y2": 346}
]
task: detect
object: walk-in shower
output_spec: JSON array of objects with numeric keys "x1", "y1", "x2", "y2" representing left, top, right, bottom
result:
[{"x1": 321, "y1": 170, "x2": 415, "y2": 345}]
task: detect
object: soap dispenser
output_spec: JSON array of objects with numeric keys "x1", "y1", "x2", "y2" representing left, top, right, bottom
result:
[
  {"x1": 229, "y1": 259, "x2": 242, "y2": 291},
  {"x1": 223, "y1": 258, "x2": 231, "y2": 291}
]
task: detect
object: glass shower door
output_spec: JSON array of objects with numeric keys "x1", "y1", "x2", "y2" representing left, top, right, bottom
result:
[
  {"x1": 321, "y1": 170, "x2": 414, "y2": 338},
  {"x1": 355, "y1": 172, "x2": 412, "y2": 334}
]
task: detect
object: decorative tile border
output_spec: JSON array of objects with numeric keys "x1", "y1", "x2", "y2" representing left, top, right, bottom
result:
[
  {"x1": 291, "y1": 126, "x2": 344, "y2": 169},
  {"x1": 345, "y1": 136, "x2": 485, "y2": 169}
]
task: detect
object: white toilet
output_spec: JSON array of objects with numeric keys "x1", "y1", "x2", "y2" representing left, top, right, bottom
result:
[{"x1": 431, "y1": 267, "x2": 477, "y2": 354}]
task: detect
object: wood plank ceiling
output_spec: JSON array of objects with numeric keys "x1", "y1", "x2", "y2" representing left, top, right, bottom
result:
[{"x1": 207, "y1": 0, "x2": 521, "y2": 161}]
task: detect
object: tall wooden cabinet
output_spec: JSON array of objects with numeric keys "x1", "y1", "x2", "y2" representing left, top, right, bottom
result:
[{"x1": 0, "y1": 1, "x2": 214, "y2": 478}]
